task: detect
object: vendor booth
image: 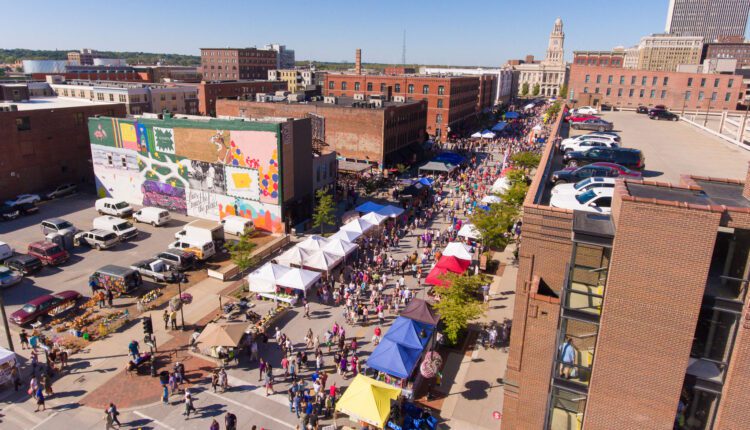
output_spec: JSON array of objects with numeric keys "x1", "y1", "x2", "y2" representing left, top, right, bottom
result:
[
  {"x1": 275, "y1": 267, "x2": 321, "y2": 299},
  {"x1": 481, "y1": 195, "x2": 502, "y2": 204},
  {"x1": 376, "y1": 205, "x2": 405, "y2": 219},
  {"x1": 400, "y1": 299, "x2": 440, "y2": 326},
  {"x1": 356, "y1": 201, "x2": 386, "y2": 214},
  {"x1": 330, "y1": 229, "x2": 362, "y2": 243},
  {"x1": 247, "y1": 263, "x2": 291, "y2": 293},
  {"x1": 384, "y1": 317, "x2": 434, "y2": 350},
  {"x1": 196, "y1": 322, "x2": 250, "y2": 360},
  {"x1": 361, "y1": 211, "x2": 388, "y2": 226},
  {"x1": 424, "y1": 255, "x2": 471, "y2": 286},
  {"x1": 303, "y1": 250, "x2": 343, "y2": 273},
  {"x1": 342, "y1": 218, "x2": 375, "y2": 235},
  {"x1": 457, "y1": 223, "x2": 481, "y2": 240},
  {"x1": 297, "y1": 235, "x2": 330, "y2": 252},
  {"x1": 275, "y1": 246, "x2": 315, "y2": 268},
  {"x1": 491, "y1": 176, "x2": 510, "y2": 194},
  {"x1": 442, "y1": 242, "x2": 474, "y2": 261},
  {"x1": 323, "y1": 238, "x2": 358, "y2": 257},
  {"x1": 417, "y1": 161, "x2": 456, "y2": 174},
  {"x1": 0, "y1": 347, "x2": 17, "y2": 386},
  {"x1": 368, "y1": 338, "x2": 423, "y2": 380},
  {"x1": 335, "y1": 374, "x2": 402, "y2": 429},
  {"x1": 505, "y1": 111, "x2": 520, "y2": 119}
]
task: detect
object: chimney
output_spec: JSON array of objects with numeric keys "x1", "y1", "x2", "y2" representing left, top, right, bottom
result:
[
  {"x1": 525, "y1": 55, "x2": 535, "y2": 64},
  {"x1": 744, "y1": 161, "x2": 750, "y2": 200},
  {"x1": 355, "y1": 49, "x2": 362, "y2": 75}
]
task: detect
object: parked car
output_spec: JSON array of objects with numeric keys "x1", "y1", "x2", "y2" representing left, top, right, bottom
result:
[
  {"x1": 551, "y1": 165, "x2": 622, "y2": 184},
  {"x1": 0, "y1": 202, "x2": 38, "y2": 221},
  {"x1": 73, "y1": 229, "x2": 120, "y2": 250},
  {"x1": 221, "y1": 215, "x2": 254, "y2": 237},
  {"x1": 168, "y1": 238, "x2": 216, "y2": 261},
  {"x1": 27, "y1": 241, "x2": 69, "y2": 266},
  {"x1": 5, "y1": 254, "x2": 43, "y2": 275},
  {"x1": 95, "y1": 198, "x2": 134, "y2": 217},
  {"x1": 550, "y1": 188, "x2": 614, "y2": 214},
  {"x1": 41, "y1": 218, "x2": 80, "y2": 236},
  {"x1": 551, "y1": 177, "x2": 617, "y2": 196},
  {"x1": 567, "y1": 114, "x2": 599, "y2": 123},
  {"x1": 649, "y1": 110, "x2": 679, "y2": 121},
  {"x1": 156, "y1": 250, "x2": 197, "y2": 271},
  {"x1": 10, "y1": 290, "x2": 82, "y2": 326},
  {"x1": 570, "y1": 118, "x2": 614, "y2": 132},
  {"x1": 563, "y1": 147, "x2": 645, "y2": 170},
  {"x1": 636, "y1": 106, "x2": 649, "y2": 114},
  {"x1": 92, "y1": 216, "x2": 138, "y2": 241},
  {"x1": 5, "y1": 194, "x2": 41, "y2": 206},
  {"x1": 130, "y1": 258, "x2": 177, "y2": 283},
  {"x1": 45, "y1": 183, "x2": 77, "y2": 200},
  {"x1": 600, "y1": 104, "x2": 615, "y2": 111},
  {"x1": 560, "y1": 137, "x2": 618, "y2": 153},
  {"x1": 0, "y1": 266, "x2": 23, "y2": 289},
  {"x1": 588, "y1": 162, "x2": 643, "y2": 179},
  {"x1": 575, "y1": 106, "x2": 599, "y2": 115},
  {"x1": 0, "y1": 241, "x2": 14, "y2": 261},
  {"x1": 585, "y1": 131, "x2": 621, "y2": 142},
  {"x1": 133, "y1": 207, "x2": 171, "y2": 226},
  {"x1": 89, "y1": 265, "x2": 143, "y2": 294}
]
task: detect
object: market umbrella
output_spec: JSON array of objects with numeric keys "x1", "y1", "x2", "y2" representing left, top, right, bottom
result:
[
  {"x1": 247, "y1": 263, "x2": 291, "y2": 293},
  {"x1": 335, "y1": 375, "x2": 402, "y2": 429},
  {"x1": 196, "y1": 323, "x2": 250, "y2": 347},
  {"x1": 400, "y1": 298, "x2": 440, "y2": 326}
]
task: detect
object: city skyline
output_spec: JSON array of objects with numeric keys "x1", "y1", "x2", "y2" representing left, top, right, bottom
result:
[{"x1": 1, "y1": 0, "x2": 681, "y2": 66}]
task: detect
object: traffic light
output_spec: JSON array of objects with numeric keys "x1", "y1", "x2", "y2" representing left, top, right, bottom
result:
[{"x1": 142, "y1": 316, "x2": 153, "y2": 335}]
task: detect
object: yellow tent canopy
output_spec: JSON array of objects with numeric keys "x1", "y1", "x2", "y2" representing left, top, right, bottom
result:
[
  {"x1": 196, "y1": 322, "x2": 249, "y2": 347},
  {"x1": 335, "y1": 374, "x2": 402, "y2": 429}
]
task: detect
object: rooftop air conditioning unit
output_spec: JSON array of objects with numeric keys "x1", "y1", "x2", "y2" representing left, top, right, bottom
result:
[
  {"x1": 324, "y1": 96, "x2": 337, "y2": 104},
  {"x1": 353, "y1": 93, "x2": 365, "y2": 100},
  {"x1": 393, "y1": 95, "x2": 405, "y2": 103}
]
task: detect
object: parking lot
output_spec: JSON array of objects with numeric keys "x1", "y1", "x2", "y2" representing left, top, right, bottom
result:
[
  {"x1": 0, "y1": 192, "x2": 197, "y2": 316},
  {"x1": 569, "y1": 110, "x2": 750, "y2": 183}
]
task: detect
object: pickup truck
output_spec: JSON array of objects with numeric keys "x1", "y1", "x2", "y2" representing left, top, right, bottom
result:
[{"x1": 129, "y1": 258, "x2": 178, "y2": 283}]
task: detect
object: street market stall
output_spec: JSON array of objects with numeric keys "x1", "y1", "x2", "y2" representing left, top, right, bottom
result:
[
  {"x1": 330, "y1": 229, "x2": 362, "y2": 243},
  {"x1": 481, "y1": 195, "x2": 502, "y2": 204},
  {"x1": 335, "y1": 374, "x2": 402, "y2": 429},
  {"x1": 297, "y1": 235, "x2": 331, "y2": 252},
  {"x1": 384, "y1": 317, "x2": 434, "y2": 350},
  {"x1": 376, "y1": 205, "x2": 405, "y2": 219},
  {"x1": 491, "y1": 176, "x2": 510, "y2": 194},
  {"x1": 361, "y1": 211, "x2": 388, "y2": 226},
  {"x1": 195, "y1": 322, "x2": 250, "y2": 360},
  {"x1": 302, "y1": 250, "x2": 343, "y2": 273},
  {"x1": 0, "y1": 347, "x2": 17, "y2": 386},
  {"x1": 417, "y1": 161, "x2": 456, "y2": 174},
  {"x1": 247, "y1": 263, "x2": 291, "y2": 294},
  {"x1": 442, "y1": 242, "x2": 474, "y2": 261},
  {"x1": 457, "y1": 223, "x2": 482, "y2": 240},
  {"x1": 367, "y1": 338, "x2": 423, "y2": 381},
  {"x1": 356, "y1": 201, "x2": 386, "y2": 214},
  {"x1": 400, "y1": 299, "x2": 440, "y2": 326},
  {"x1": 341, "y1": 218, "x2": 376, "y2": 235},
  {"x1": 323, "y1": 238, "x2": 358, "y2": 257},
  {"x1": 275, "y1": 246, "x2": 315, "y2": 268},
  {"x1": 424, "y1": 255, "x2": 471, "y2": 286},
  {"x1": 274, "y1": 267, "x2": 322, "y2": 298}
]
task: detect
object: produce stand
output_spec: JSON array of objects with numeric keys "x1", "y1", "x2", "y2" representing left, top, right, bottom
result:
[{"x1": 258, "y1": 292, "x2": 298, "y2": 305}]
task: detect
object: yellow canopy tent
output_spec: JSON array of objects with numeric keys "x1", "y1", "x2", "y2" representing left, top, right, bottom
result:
[
  {"x1": 335, "y1": 374, "x2": 402, "y2": 429},
  {"x1": 196, "y1": 322, "x2": 249, "y2": 347}
]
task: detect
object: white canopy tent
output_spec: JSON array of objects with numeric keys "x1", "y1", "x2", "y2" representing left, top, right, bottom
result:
[
  {"x1": 330, "y1": 229, "x2": 362, "y2": 243},
  {"x1": 470, "y1": 131, "x2": 483, "y2": 138},
  {"x1": 275, "y1": 267, "x2": 322, "y2": 292},
  {"x1": 275, "y1": 246, "x2": 315, "y2": 267},
  {"x1": 532, "y1": 124, "x2": 543, "y2": 131},
  {"x1": 297, "y1": 235, "x2": 331, "y2": 252},
  {"x1": 457, "y1": 223, "x2": 482, "y2": 240},
  {"x1": 524, "y1": 103, "x2": 535, "y2": 111},
  {"x1": 376, "y1": 205, "x2": 405, "y2": 218},
  {"x1": 442, "y1": 242, "x2": 474, "y2": 261},
  {"x1": 361, "y1": 211, "x2": 388, "y2": 225},
  {"x1": 247, "y1": 263, "x2": 291, "y2": 293},
  {"x1": 481, "y1": 195, "x2": 502, "y2": 204},
  {"x1": 481, "y1": 130, "x2": 496, "y2": 139},
  {"x1": 303, "y1": 250, "x2": 343, "y2": 272},
  {"x1": 341, "y1": 218, "x2": 375, "y2": 234},
  {"x1": 491, "y1": 176, "x2": 510, "y2": 194},
  {"x1": 323, "y1": 238, "x2": 358, "y2": 257}
]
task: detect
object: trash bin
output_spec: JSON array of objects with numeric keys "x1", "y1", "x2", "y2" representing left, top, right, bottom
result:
[{"x1": 61, "y1": 231, "x2": 75, "y2": 250}]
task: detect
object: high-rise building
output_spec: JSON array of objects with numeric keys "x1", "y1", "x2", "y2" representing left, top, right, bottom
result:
[
  {"x1": 200, "y1": 48, "x2": 277, "y2": 81},
  {"x1": 510, "y1": 18, "x2": 569, "y2": 97},
  {"x1": 666, "y1": 0, "x2": 750, "y2": 42},
  {"x1": 263, "y1": 44, "x2": 296, "y2": 69},
  {"x1": 636, "y1": 34, "x2": 704, "y2": 72}
]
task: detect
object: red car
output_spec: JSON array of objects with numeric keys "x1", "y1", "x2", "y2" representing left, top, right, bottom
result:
[
  {"x1": 28, "y1": 241, "x2": 69, "y2": 266},
  {"x1": 10, "y1": 290, "x2": 82, "y2": 326},
  {"x1": 567, "y1": 114, "x2": 599, "y2": 123},
  {"x1": 589, "y1": 162, "x2": 643, "y2": 179}
]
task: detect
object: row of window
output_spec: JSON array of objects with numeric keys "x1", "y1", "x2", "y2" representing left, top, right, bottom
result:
[
  {"x1": 583, "y1": 74, "x2": 734, "y2": 88},
  {"x1": 580, "y1": 86, "x2": 736, "y2": 102},
  {"x1": 201, "y1": 50, "x2": 272, "y2": 57},
  {"x1": 327, "y1": 81, "x2": 446, "y2": 95},
  {"x1": 15, "y1": 112, "x2": 90, "y2": 132},
  {"x1": 575, "y1": 58, "x2": 623, "y2": 66}
]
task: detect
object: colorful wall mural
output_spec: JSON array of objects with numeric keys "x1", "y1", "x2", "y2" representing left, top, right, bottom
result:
[{"x1": 88, "y1": 117, "x2": 284, "y2": 233}]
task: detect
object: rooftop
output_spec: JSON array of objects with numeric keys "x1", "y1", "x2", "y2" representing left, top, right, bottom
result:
[
  {"x1": 625, "y1": 177, "x2": 750, "y2": 210},
  {"x1": 256, "y1": 96, "x2": 422, "y2": 109},
  {"x1": 0, "y1": 97, "x2": 121, "y2": 111}
]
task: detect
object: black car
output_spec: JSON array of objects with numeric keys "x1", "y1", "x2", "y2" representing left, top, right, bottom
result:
[
  {"x1": 636, "y1": 106, "x2": 649, "y2": 114},
  {"x1": 600, "y1": 104, "x2": 615, "y2": 111},
  {"x1": 551, "y1": 165, "x2": 621, "y2": 183},
  {"x1": 5, "y1": 254, "x2": 43, "y2": 275},
  {"x1": 649, "y1": 110, "x2": 679, "y2": 121},
  {"x1": 569, "y1": 119, "x2": 614, "y2": 132},
  {"x1": 0, "y1": 202, "x2": 37, "y2": 221},
  {"x1": 563, "y1": 147, "x2": 645, "y2": 170}
]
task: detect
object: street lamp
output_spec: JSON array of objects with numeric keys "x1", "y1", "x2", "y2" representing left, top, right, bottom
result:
[
  {"x1": 176, "y1": 272, "x2": 186, "y2": 330},
  {"x1": 0, "y1": 293, "x2": 14, "y2": 351}
]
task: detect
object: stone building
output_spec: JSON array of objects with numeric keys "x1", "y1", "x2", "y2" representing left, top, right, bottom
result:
[{"x1": 511, "y1": 18, "x2": 569, "y2": 97}]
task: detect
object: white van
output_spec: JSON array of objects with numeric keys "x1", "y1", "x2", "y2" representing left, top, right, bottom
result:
[
  {"x1": 0, "y1": 241, "x2": 13, "y2": 261},
  {"x1": 95, "y1": 198, "x2": 134, "y2": 217},
  {"x1": 168, "y1": 238, "x2": 216, "y2": 261},
  {"x1": 221, "y1": 215, "x2": 254, "y2": 237},
  {"x1": 93, "y1": 216, "x2": 138, "y2": 241},
  {"x1": 133, "y1": 207, "x2": 171, "y2": 226}
]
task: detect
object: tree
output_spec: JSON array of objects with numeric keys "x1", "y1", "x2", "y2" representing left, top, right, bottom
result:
[
  {"x1": 470, "y1": 202, "x2": 518, "y2": 250},
  {"x1": 520, "y1": 82, "x2": 530, "y2": 96},
  {"x1": 559, "y1": 83, "x2": 569, "y2": 100},
  {"x1": 502, "y1": 181, "x2": 530, "y2": 208},
  {"x1": 433, "y1": 274, "x2": 488, "y2": 345},
  {"x1": 510, "y1": 151, "x2": 541, "y2": 171},
  {"x1": 532, "y1": 83, "x2": 541, "y2": 96},
  {"x1": 312, "y1": 188, "x2": 336, "y2": 234},
  {"x1": 229, "y1": 233, "x2": 257, "y2": 278}
]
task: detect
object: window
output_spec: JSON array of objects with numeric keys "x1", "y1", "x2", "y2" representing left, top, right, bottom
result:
[
  {"x1": 438, "y1": 85, "x2": 445, "y2": 95},
  {"x1": 630, "y1": 76, "x2": 636, "y2": 85},
  {"x1": 436, "y1": 114, "x2": 442, "y2": 124},
  {"x1": 395, "y1": 84, "x2": 401, "y2": 93},
  {"x1": 700, "y1": 78, "x2": 706, "y2": 87},
  {"x1": 328, "y1": 81, "x2": 334, "y2": 90},
  {"x1": 354, "y1": 82, "x2": 360, "y2": 91},
  {"x1": 652, "y1": 76, "x2": 657, "y2": 86},
  {"x1": 584, "y1": 74, "x2": 590, "y2": 83},
  {"x1": 160, "y1": 94, "x2": 166, "y2": 101},
  {"x1": 605, "y1": 88, "x2": 611, "y2": 96},
  {"x1": 108, "y1": 94, "x2": 114, "y2": 102},
  {"x1": 641, "y1": 76, "x2": 647, "y2": 86},
  {"x1": 367, "y1": 82, "x2": 373, "y2": 91},
  {"x1": 663, "y1": 77, "x2": 669, "y2": 86},
  {"x1": 594, "y1": 87, "x2": 600, "y2": 94},
  {"x1": 407, "y1": 84, "x2": 414, "y2": 93},
  {"x1": 583, "y1": 87, "x2": 589, "y2": 94},
  {"x1": 687, "y1": 77, "x2": 693, "y2": 87},
  {"x1": 341, "y1": 82, "x2": 347, "y2": 90},
  {"x1": 422, "y1": 85, "x2": 429, "y2": 94},
  {"x1": 660, "y1": 90, "x2": 667, "y2": 99},
  {"x1": 639, "y1": 89, "x2": 645, "y2": 98},
  {"x1": 711, "y1": 92, "x2": 717, "y2": 101},
  {"x1": 629, "y1": 89, "x2": 634, "y2": 97},
  {"x1": 118, "y1": 94, "x2": 126, "y2": 102},
  {"x1": 725, "y1": 92, "x2": 732, "y2": 102},
  {"x1": 15, "y1": 116, "x2": 31, "y2": 131},
  {"x1": 685, "y1": 91, "x2": 691, "y2": 101},
  {"x1": 698, "y1": 91, "x2": 704, "y2": 101},
  {"x1": 548, "y1": 387, "x2": 588, "y2": 430},
  {"x1": 650, "y1": 90, "x2": 656, "y2": 98},
  {"x1": 595, "y1": 75, "x2": 601, "y2": 84},
  {"x1": 437, "y1": 99, "x2": 443, "y2": 108},
  {"x1": 75, "y1": 112, "x2": 84, "y2": 125},
  {"x1": 619, "y1": 76, "x2": 625, "y2": 85},
  {"x1": 714, "y1": 78, "x2": 720, "y2": 88},
  {"x1": 728, "y1": 79, "x2": 734, "y2": 88},
  {"x1": 617, "y1": 88, "x2": 623, "y2": 97},
  {"x1": 607, "y1": 75, "x2": 613, "y2": 84}
]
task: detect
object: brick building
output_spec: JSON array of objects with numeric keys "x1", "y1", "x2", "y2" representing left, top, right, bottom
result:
[
  {"x1": 502, "y1": 110, "x2": 750, "y2": 429},
  {"x1": 703, "y1": 41, "x2": 750, "y2": 69},
  {"x1": 323, "y1": 74, "x2": 483, "y2": 139},
  {"x1": 200, "y1": 48, "x2": 277, "y2": 81},
  {"x1": 31, "y1": 65, "x2": 151, "y2": 83},
  {"x1": 383, "y1": 67, "x2": 416, "y2": 75},
  {"x1": 572, "y1": 50, "x2": 625, "y2": 68},
  {"x1": 216, "y1": 97, "x2": 427, "y2": 168},
  {"x1": 178, "y1": 80, "x2": 287, "y2": 116},
  {"x1": 567, "y1": 64, "x2": 744, "y2": 111},
  {"x1": 0, "y1": 97, "x2": 126, "y2": 200},
  {"x1": 67, "y1": 49, "x2": 97, "y2": 65}
]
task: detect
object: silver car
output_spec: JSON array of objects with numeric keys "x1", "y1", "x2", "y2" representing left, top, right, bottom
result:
[{"x1": 74, "y1": 229, "x2": 120, "y2": 250}]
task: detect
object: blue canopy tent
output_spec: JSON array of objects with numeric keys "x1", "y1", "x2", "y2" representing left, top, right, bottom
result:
[
  {"x1": 384, "y1": 317, "x2": 434, "y2": 350},
  {"x1": 505, "y1": 111, "x2": 520, "y2": 119},
  {"x1": 356, "y1": 201, "x2": 386, "y2": 213},
  {"x1": 477, "y1": 204, "x2": 490, "y2": 211},
  {"x1": 434, "y1": 152, "x2": 465, "y2": 165},
  {"x1": 367, "y1": 338, "x2": 423, "y2": 379},
  {"x1": 491, "y1": 121, "x2": 507, "y2": 132},
  {"x1": 417, "y1": 177, "x2": 434, "y2": 187}
]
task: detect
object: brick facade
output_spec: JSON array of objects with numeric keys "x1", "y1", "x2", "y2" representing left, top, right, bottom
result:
[
  {"x1": 573, "y1": 51, "x2": 625, "y2": 68},
  {"x1": 200, "y1": 48, "x2": 277, "y2": 81},
  {"x1": 568, "y1": 64, "x2": 744, "y2": 111},
  {"x1": 188, "y1": 80, "x2": 287, "y2": 116}
]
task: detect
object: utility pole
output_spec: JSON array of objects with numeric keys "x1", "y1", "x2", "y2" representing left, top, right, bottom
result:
[
  {"x1": 0, "y1": 293, "x2": 13, "y2": 351},
  {"x1": 402, "y1": 30, "x2": 406, "y2": 66}
]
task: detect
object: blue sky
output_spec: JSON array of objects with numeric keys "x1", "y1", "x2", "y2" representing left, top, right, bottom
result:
[{"x1": 0, "y1": 0, "x2": 691, "y2": 66}]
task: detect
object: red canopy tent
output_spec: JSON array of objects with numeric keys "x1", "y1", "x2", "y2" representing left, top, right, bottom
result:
[{"x1": 425, "y1": 256, "x2": 471, "y2": 286}]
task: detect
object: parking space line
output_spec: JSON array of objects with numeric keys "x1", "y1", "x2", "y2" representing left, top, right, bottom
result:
[
  {"x1": 29, "y1": 411, "x2": 58, "y2": 430},
  {"x1": 132, "y1": 410, "x2": 176, "y2": 430},
  {"x1": 204, "y1": 390, "x2": 295, "y2": 429}
]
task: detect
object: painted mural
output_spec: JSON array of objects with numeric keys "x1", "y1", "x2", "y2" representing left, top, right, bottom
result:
[
  {"x1": 185, "y1": 161, "x2": 226, "y2": 193},
  {"x1": 153, "y1": 127, "x2": 176, "y2": 154},
  {"x1": 91, "y1": 144, "x2": 143, "y2": 202},
  {"x1": 138, "y1": 152, "x2": 188, "y2": 189},
  {"x1": 218, "y1": 195, "x2": 283, "y2": 233},
  {"x1": 186, "y1": 189, "x2": 222, "y2": 220},
  {"x1": 142, "y1": 180, "x2": 187, "y2": 215},
  {"x1": 173, "y1": 128, "x2": 231, "y2": 163},
  {"x1": 225, "y1": 166, "x2": 260, "y2": 201},
  {"x1": 119, "y1": 122, "x2": 139, "y2": 151},
  {"x1": 228, "y1": 130, "x2": 279, "y2": 204}
]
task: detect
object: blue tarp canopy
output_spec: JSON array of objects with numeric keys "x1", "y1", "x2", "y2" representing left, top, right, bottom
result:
[
  {"x1": 491, "y1": 121, "x2": 507, "y2": 132},
  {"x1": 434, "y1": 152, "x2": 465, "y2": 165},
  {"x1": 356, "y1": 201, "x2": 385, "y2": 213},
  {"x1": 367, "y1": 338, "x2": 423, "y2": 379},
  {"x1": 505, "y1": 111, "x2": 520, "y2": 119},
  {"x1": 477, "y1": 204, "x2": 490, "y2": 211},
  {"x1": 417, "y1": 177, "x2": 434, "y2": 187},
  {"x1": 384, "y1": 317, "x2": 434, "y2": 350}
]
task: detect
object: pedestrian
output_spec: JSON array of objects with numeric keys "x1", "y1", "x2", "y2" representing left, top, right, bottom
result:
[
  {"x1": 31, "y1": 350, "x2": 38, "y2": 374},
  {"x1": 162, "y1": 310, "x2": 169, "y2": 330},
  {"x1": 304, "y1": 301, "x2": 310, "y2": 319},
  {"x1": 265, "y1": 364, "x2": 274, "y2": 396},
  {"x1": 108, "y1": 403, "x2": 122, "y2": 428},
  {"x1": 210, "y1": 419, "x2": 220, "y2": 430},
  {"x1": 211, "y1": 371, "x2": 219, "y2": 392},
  {"x1": 41, "y1": 373, "x2": 53, "y2": 396},
  {"x1": 19, "y1": 329, "x2": 29, "y2": 350},
  {"x1": 107, "y1": 288, "x2": 114, "y2": 308},
  {"x1": 34, "y1": 385, "x2": 46, "y2": 412},
  {"x1": 225, "y1": 412, "x2": 238, "y2": 430},
  {"x1": 219, "y1": 367, "x2": 228, "y2": 392},
  {"x1": 11, "y1": 365, "x2": 21, "y2": 392},
  {"x1": 170, "y1": 310, "x2": 178, "y2": 330},
  {"x1": 258, "y1": 358, "x2": 266, "y2": 382},
  {"x1": 104, "y1": 409, "x2": 117, "y2": 430},
  {"x1": 162, "y1": 384, "x2": 169, "y2": 404},
  {"x1": 183, "y1": 389, "x2": 196, "y2": 418},
  {"x1": 128, "y1": 340, "x2": 140, "y2": 361}
]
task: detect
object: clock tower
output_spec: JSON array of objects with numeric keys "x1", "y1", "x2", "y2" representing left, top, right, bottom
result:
[{"x1": 544, "y1": 18, "x2": 565, "y2": 66}]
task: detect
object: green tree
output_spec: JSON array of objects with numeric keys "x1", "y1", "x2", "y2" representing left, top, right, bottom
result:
[
  {"x1": 520, "y1": 82, "x2": 530, "y2": 96},
  {"x1": 559, "y1": 83, "x2": 569, "y2": 100},
  {"x1": 502, "y1": 181, "x2": 530, "y2": 208},
  {"x1": 312, "y1": 188, "x2": 336, "y2": 234},
  {"x1": 532, "y1": 83, "x2": 541, "y2": 96},
  {"x1": 229, "y1": 233, "x2": 258, "y2": 278},
  {"x1": 433, "y1": 274, "x2": 488, "y2": 345},
  {"x1": 510, "y1": 151, "x2": 541, "y2": 171},
  {"x1": 470, "y1": 202, "x2": 518, "y2": 250}
]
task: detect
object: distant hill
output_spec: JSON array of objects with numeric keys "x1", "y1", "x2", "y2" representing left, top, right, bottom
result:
[
  {"x1": 297, "y1": 60, "x2": 490, "y2": 72},
  {"x1": 0, "y1": 49, "x2": 200, "y2": 66}
]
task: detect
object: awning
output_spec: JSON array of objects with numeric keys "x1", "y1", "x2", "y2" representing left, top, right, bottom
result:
[
  {"x1": 339, "y1": 160, "x2": 374, "y2": 173},
  {"x1": 330, "y1": 229, "x2": 362, "y2": 242},
  {"x1": 376, "y1": 205, "x2": 405, "y2": 218},
  {"x1": 356, "y1": 201, "x2": 386, "y2": 213},
  {"x1": 383, "y1": 316, "x2": 434, "y2": 350},
  {"x1": 400, "y1": 299, "x2": 440, "y2": 326},
  {"x1": 334, "y1": 375, "x2": 402, "y2": 429},
  {"x1": 491, "y1": 121, "x2": 507, "y2": 132},
  {"x1": 322, "y1": 238, "x2": 358, "y2": 256},
  {"x1": 457, "y1": 223, "x2": 481, "y2": 240},
  {"x1": 196, "y1": 323, "x2": 250, "y2": 348},
  {"x1": 275, "y1": 246, "x2": 315, "y2": 267},
  {"x1": 418, "y1": 161, "x2": 456, "y2": 173},
  {"x1": 442, "y1": 242, "x2": 473, "y2": 261},
  {"x1": 361, "y1": 212, "x2": 388, "y2": 226},
  {"x1": 341, "y1": 218, "x2": 375, "y2": 234},
  {"x1": 366, "y1": 338, "x2": 423, "y2": 379},
  {"x1": 302, "y1": 250, "x2": 343, "y2": 272},
  {"x1": 275, "y1": 267, "x2": 321, "y2": 291},
  {"x1": 247, "y1": 263, "x2": 291, "y2": 293},
  {"x1": 297, "y1": 235, "x2": 330, "y2": 252}
]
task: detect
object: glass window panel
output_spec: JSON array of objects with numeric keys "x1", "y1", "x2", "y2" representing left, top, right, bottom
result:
[{"x1": 548, "y1": 387, "x2": 587, "y2": 430}]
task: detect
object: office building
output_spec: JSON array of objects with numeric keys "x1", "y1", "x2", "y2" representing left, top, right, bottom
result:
[
  {"x1": 636, "y1": 34, "x2": 704, "y2": 72},
  {"x1": 666, "y1": 0, "x2": 750, "y2": 42},
  {"x1": 420, "y1": 67, "x2": 514, "y2": 105},
  {"x1": 216, "y1": 96, "x2": 427, "y2": 168},
  {"x1": 200, "y1": 48, "x2": 277, "y2": 81},
  {"x1": 268, "y1": 69, "x2": 315, "y2": 92},
  {"x1": 263, "y1": 44, "x2": 296, "y2": 69},
  {"x1": 511, "y1": 18, "x2": 568, "y2": 97},
  {"x1": 567, "y1": 64, "x2": 743, "y2": 110},
  {"x1": 703, "y1": 40, "x2": 750, "y2": 69},
  {"x1": 177, "y1": 80, "x2": 287, "y2": 116},
  {"x1": 88, "y1": 113, "x2": 315, "y2": 233},
  {"x1": 0, "y1": 95, "x2": 125, "y2": 200},
  {"x1": 67, "y1": 49, "x2": 97, "y2": 65},
  {"x1": 572, "y1": 50, "x2": 626, "y2": 68}
]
